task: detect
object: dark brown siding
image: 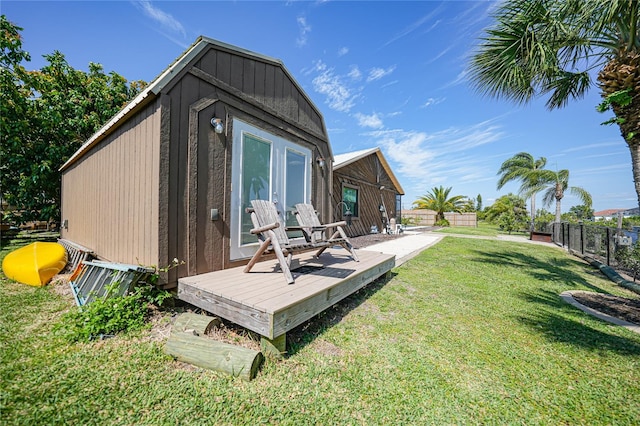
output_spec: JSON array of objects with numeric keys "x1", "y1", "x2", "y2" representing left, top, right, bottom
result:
[
  {"x1": 161, "y1": 45, "x2": 331, "y2": 285},
  {"x1": 193, "y1": 47, "x2": 325, "y2": 138},
  {"x1": 332, "y1": 154, "x2": 401, "y2": 237}
]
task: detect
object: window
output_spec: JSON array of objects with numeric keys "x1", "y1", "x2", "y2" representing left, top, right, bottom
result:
[{"x1": 342, "y1": 185, "x2": 359, "y2": 218}]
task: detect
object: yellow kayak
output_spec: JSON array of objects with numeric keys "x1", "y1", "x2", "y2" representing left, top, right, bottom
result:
[{"x1": 2, "y1": 242, "x2": 68, "y2": 287}]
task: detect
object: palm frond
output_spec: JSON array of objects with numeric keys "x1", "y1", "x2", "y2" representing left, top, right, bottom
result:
[
  {"x1": 543, "y1": 70, "x2": 591, "y2": 108},
  {"x1": 469, "y1": 0, "x2": 634, "y2": 109}
]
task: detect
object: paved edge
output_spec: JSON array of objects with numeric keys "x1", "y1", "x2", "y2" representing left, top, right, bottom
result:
[
  {"x1": 560, "y1": 290, "x2": 640, "y2": 334},
  {"x1": 395, "y1": 235, "x2": 444, "y2": 267}
]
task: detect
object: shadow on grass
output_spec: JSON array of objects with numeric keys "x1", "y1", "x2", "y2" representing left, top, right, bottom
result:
[
  {"x1": 285, "y1": 271, "x2": 398, "y2": 357},
  {"x1": 517, "y1": 308, "x2": 640, "y2": 356},
  {"x1": 470, "y1": 248, "x2": 607, "y2": 293},
  {"x1": 514, "y1": 288, "x2": 640, "y2": 355}
]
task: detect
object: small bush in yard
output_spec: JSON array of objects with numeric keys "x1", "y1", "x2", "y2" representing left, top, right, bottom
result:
[
  {"x1": 434, "y1": 218, "x2": 450, "y2": 227},
  {"x1": 56, "y1": 284, "x2": 172, "y2": 342}
]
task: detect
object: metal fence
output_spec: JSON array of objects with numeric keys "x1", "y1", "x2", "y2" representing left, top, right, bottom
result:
[{"x1": 548, "y1": 222, "x2": 639, "y2": 277}]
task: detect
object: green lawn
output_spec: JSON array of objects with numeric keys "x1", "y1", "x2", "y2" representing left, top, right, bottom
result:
[
  {"x1": 435, "y1": 221, "x2": 529, "y2": 237},
  {"x1": 2, "y1": 235, "x2": 640, "y2": 424}
]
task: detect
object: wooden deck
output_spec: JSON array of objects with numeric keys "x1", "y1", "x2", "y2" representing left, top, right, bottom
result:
[{"x1": 177, "y1": 248, "x2": 395, "y2": 340}]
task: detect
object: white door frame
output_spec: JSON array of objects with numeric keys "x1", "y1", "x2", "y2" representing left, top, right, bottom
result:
[{"x1": 230, "y1": 119, "x2": 311, "y2": 260}]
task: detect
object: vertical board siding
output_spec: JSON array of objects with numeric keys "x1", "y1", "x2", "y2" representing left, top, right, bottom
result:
[
  {"x1": 197, "y1": 47, "x2": 324, "y2": 137},
  {"x1": 60, "y1": 100, "x2": 161, "y2": 266},
  {"x1": 332, "y1": 153, "x2": 402, "y2": 238}
]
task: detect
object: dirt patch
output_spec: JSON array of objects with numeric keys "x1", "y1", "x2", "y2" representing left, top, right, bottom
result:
[
  {"x1": 349, "y1": 227, "x2": 438, "y2": 249},
  {"x1": 570, "y1": 291, "x2": 640, "y2": 325}
]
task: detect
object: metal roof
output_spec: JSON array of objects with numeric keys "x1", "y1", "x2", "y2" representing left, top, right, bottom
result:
[
  {"x1": 60, "y1": 36, "x2": 329, "y2": 171},
  {"x1": 333, "y1": 147, "x2": 404, "y2": 195}
]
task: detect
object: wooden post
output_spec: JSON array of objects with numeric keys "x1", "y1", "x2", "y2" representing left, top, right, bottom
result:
[
  {"x1": 173, "y1": 312, "x2": 221, "y2": 335},
  {"x1": 261, "y1": 334, "x2": 286, "y2": 359},
  {"x1": 606, "y1": 227, "x2": 612, "y2": 266},
  {"x1": 165, "y1": 331, "x2": 264, "y2": 381}
]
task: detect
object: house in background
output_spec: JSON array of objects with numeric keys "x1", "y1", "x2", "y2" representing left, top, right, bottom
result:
[
  {"x1": 60, "y1": 36, "x2": 334, "y2": 288},
  {"x1": 594, "y1": 209, "x2": 627, "y2": 220},
  {"x1": 332, "y1": 147, "x2": 404, "y2": 237}
]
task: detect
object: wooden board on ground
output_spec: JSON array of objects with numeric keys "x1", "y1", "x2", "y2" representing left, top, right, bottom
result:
[{"x1": 164, "y1": 331, "x2": 263, "y2": 381}]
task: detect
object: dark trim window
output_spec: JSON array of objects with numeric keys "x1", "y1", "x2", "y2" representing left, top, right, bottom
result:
[{"x1": 342, "y1": 185, "x2": 359, "y2": 218}]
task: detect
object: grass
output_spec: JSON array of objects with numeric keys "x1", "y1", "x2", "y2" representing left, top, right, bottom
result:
[
  {"x1": 435, "y1": 221, "x2": 529, "y2": 237},
  {"x1": 2, "y1": 234, "x2": 640, "y2": 424}
]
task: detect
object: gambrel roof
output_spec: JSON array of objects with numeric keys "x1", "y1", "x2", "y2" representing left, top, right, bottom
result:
[{"x1": 61, "y1": 36, "x2": 328, "y2": 171}]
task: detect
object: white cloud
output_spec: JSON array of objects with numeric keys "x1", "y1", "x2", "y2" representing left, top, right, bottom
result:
[
  {"x1": 426, "y1": 45, "x2": 454, "y2": 64},
  {"x1": 135, "y1": 0, "x2": 185, "y2": 37},
  {"x1": 354, "y1": 112, "x2": 384, "y2": 129},
  {"x1": 338, "y1": 47, "x2": 349, "y2": 56},
  {"x1": 422, "y1": 97, "x2": 445, "y2": 108},
  {"x1": 297, "y1": 16, "x2": 311, "y2": 47},
  {"x1": 579, "y1": 150, "x2": 627, "y2": 159},
  {"x1": 562, "y1": 141, "x2": 621, "y2": 153},
  {"x1": 381, "y1": 80, "x2": 399, "y2": 89},
  {"x1": 367, "y1": 66, "x2": 396, "y2": 83},
  {"x1": 311, "y1": 61, "x2": 358, "y2": 112},
  {"x1": 348, "y1": 65, "x2": 362, "y2": 80},
  {"x1": 382, "y1": 6, "x2": 444, "y2": 48},
  {"x1": 441, "y1": 69, "x2": 469, "y2": 89},
  {"x1": 370, "y1": 121, "x2": 505, "y2": 191}
]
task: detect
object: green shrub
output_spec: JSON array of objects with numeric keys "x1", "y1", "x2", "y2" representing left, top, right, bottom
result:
[
  {"x1": 56, "y1": 284, "x2": 172, "y2": 342},
  {"x1": 435, "y1": 218, "x2": 450, "y2": 227},
  {"x1": 401, "y1": 216, "x2": 418, "y2": 226}
]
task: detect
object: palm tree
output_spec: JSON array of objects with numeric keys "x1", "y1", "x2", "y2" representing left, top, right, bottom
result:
[
  {"x1": 469, "y1": 0, "x2": 640, "y2": 210},
  {"x1": 497, "y1": 152, "x2": 547, "y2": 229},
  {"x1": 413, "y1": 186, "x2": 466, "y2": 222},
  {"x1": 524, "y1": 169, "x2": 592, "y2": 223}
]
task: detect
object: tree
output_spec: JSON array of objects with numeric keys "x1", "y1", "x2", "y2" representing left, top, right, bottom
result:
[
  {"x1": 476, "y1": 194, "x2": 483, "y2": 212},
  {"x1": 460, "y1": 197, "x2": 477, "y2": 213},
  {"x1": 484, "y1": 193, "x2": 529, "y2": 230},
  {"x1": 0, "y1": 15, "x2": 145, "y2": 223},
  {"x1": 469, "y1": 0, "x2": 640, "y2": 211},
  {"x1": 524, "y1": 169, "x2": 592, "y2": 223},
  {"x1": 0, "y1": 16, "x2": 31, "y2": 216},
  {"x1": 534, "y1": 208, "x2": 555, "y2": 231},
  {"x1": 413, "y1": 186, "x2": 466, "y2": 222},
  {"x1": 569, "y1": 204, "x2": 594, "y2": 220},
  {"x1": 496, "y1": 152, "x2": 547, "y2": 229}
]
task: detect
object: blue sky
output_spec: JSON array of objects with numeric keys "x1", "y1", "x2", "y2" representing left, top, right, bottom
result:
[{"x1": 4, "y1": 0, "x2": 635, "y2": 212}]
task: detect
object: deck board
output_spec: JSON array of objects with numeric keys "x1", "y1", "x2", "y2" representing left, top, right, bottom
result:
[{"x1": 178, "y1": 248, "x2": 394, "y2": 339}]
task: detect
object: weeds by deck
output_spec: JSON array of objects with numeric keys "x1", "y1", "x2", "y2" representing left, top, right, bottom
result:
[{"x1": 1, "y1": 236, "x2": 639, "y2": 424}]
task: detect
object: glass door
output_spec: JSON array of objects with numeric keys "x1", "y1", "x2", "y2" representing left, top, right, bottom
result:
[{"x1": 230, "y1": 119, "x2": 311, "y2": 260}]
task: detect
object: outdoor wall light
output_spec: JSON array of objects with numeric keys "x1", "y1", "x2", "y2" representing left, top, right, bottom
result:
[
  {"x1": 336, "y1": 201, "x2": 353, "y2": 226},
  {"x1": 316, "y1": 157, "x2": 326, "y2": 169},
  {"x1": 210, "y1": 118, "x2": 224, "y2": 134},
  {"x1": 344, "y1": 208, "x2": 353, "y2": 226}
]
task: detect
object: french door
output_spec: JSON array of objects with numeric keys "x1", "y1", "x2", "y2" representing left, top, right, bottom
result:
[{"x1": 230, "y1": 119, "x2": 311, "y2": 260}]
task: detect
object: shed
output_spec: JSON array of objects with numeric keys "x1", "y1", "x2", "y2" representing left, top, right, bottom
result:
[
  {"x1": 332, "y1": 148, "x2": 404, "y2": 237},
  {"x1": 60, "y1": 36, "x2": 333, "y2": 287}
]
